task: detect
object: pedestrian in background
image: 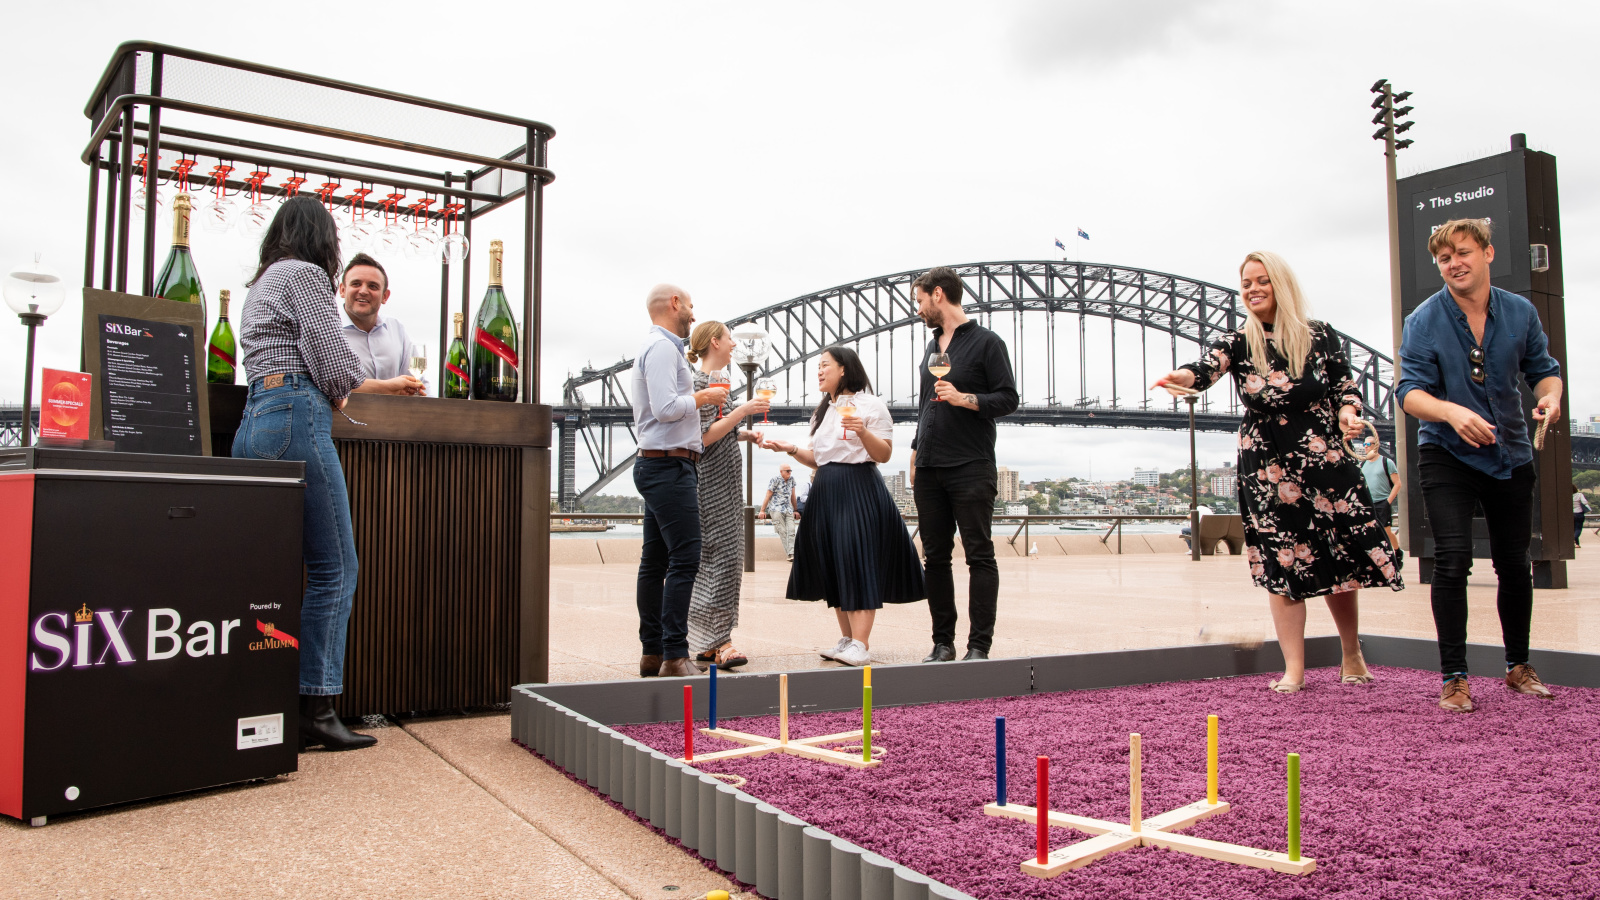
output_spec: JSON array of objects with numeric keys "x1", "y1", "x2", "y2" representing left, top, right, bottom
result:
[
  {"x1": 630, "y1": 284, "x2": 728, "y2": 678},
  {"x1": 760, "y1": 464, "x2": 799, "y2": 560},
  {"x1": 683, "y1": 320, "x2": 768, "y2": 670},
  {"x1": 1361, "y1": 446, "x2": 1403, "y2": 568},
  {"x1": 909, "y1": 266, "x2": 1019, "y2": 663},
  {"x1": 1574, "y1": 483, "x2": 1591, "y2": 549}
]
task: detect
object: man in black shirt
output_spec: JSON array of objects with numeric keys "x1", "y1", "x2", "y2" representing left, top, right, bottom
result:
[{"x1": 909, "y1": 267, "x2": 1019, "y2": 662}]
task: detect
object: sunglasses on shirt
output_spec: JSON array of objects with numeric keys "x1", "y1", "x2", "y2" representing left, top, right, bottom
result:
[{"x1": 1469, "y1": 347, "x2": 1485, "y2": 385}]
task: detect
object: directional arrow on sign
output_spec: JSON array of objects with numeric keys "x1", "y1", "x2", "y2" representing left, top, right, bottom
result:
[{"x1": 1416, "y1": 202, "x2": 1425, "y2": 210}]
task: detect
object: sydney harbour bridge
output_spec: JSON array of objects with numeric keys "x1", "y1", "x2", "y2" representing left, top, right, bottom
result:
[{"x1": 556, "y1": 259, "x2": 1600, "y2": 510}]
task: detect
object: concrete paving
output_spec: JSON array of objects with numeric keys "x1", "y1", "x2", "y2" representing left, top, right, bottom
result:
[{"x1": 5, "y1": 547, "x2": 1596, "y2": 898}]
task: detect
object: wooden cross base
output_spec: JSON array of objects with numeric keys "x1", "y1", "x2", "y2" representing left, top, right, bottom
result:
[
  {"x1": 984, "y1": 800, "x2": 1315, "y2": 876},
  {"x1": 682, "y1": 727, "x2": 882, "y2": 769}
]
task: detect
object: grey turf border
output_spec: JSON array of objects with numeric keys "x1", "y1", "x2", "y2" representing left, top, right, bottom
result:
[{"x1": 510, "y1": 636, "x2": 1597, "y2": 900}]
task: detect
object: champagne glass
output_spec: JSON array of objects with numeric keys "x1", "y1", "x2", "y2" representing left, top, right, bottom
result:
[
  {"x1": 837, "y1": 395, "x2": 857, "y2": 440},
  {"x1": 441, "y1": 231, "x2": 470, "y2": 264},
  {"x1": 928, "y1": 351, "x2": 951, "y2": 401},
  {"x1": 707, "y1": 368, "x2": 731, "y2": 419},
  {"x1": 755, "y1": 378, "x2": 777, "y2": 424},
  {"x1": 408, "y1": 344, "x2": 428, "y2": 395}
]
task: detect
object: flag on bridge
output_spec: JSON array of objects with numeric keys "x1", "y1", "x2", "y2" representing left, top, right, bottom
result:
[
  {"x1": 1077, "y1": 228, "x2": 1091, "y2": 241},
  {"x1": 1054, "y1": 238, "x2": 1067, "y2": 252}
]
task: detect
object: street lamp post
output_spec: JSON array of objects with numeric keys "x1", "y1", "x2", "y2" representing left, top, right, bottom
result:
[
  {"x1": 5, "y1": 255, "x2": 68, "y2": 448},
  {"x1": 731, "y1": 325, "x2": 771, "y2": 574},
  {"x1": 1187, "y1": 394, "x2": 1200, "y2": 561},
  {"x1": 1370, "y1": 78, "x2": 1415, "y2": 549}
]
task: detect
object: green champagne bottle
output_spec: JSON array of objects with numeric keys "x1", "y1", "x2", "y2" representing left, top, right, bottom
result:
[
  {"x1": 206, "y1": 289, "x2": 237, "y2": 384},
  {"x1": 154, "y1": 193, "x2": 207, "y2": 324},
  {"x1": 470, "y1": 239, "x2": 519, "y2": 402},
  {"x1": 443, "y1": 311, "x2": 470, "y2": 399}
]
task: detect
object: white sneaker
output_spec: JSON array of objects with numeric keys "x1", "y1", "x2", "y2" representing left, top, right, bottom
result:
[
  {"x1": 834, "y1": 640, "x2": 871, "y2": 667},
  {"x1": 820, "y1": 636, "x2": 851, "y2": 660}
]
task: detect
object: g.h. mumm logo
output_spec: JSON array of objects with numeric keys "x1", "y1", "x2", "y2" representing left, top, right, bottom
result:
[{"x1": 29, "y1": 604, "x2": 253, "y2": 672}]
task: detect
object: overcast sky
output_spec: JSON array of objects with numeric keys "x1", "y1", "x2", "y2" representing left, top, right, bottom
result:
[{"x1": 3, "y1": 1, "x2": 1594, "y2": 494}]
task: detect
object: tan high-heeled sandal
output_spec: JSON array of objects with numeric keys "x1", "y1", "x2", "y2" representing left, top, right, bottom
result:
[
  {"x1": 1338, "y1": 664, "x2": 1376, "y2": 684},
  {"x1": 1268, "y1": 677, "x2": 1304, "y2": 693}
]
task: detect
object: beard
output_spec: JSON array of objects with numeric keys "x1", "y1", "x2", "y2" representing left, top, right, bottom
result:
[
  {"x1": 676, "y1": 308, "x2": 694, "y2": 337},
  {"x1": 918, "y1": 307, "x2": 942, "y2": 329}
]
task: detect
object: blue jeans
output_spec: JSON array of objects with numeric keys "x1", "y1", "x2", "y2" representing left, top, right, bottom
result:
[
  {"x1": 234, "y1": 374, "x2": 359, "y2": 696},
  {"x1": 635, "y1": 456, "x2": 701, "y2": 660}
]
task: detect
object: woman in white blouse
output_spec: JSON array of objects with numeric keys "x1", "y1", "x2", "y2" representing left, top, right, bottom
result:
[{"x1": 760, "y1": 346, "x2": 926, "y2": 666}]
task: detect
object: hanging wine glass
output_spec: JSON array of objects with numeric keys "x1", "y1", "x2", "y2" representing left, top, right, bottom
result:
[
  {"x1": 199, "y1": 163, "x2": 236, "y2": 234},
  {"x1": 344, "y1": 186, "x2": 375, "y2": 253},
  {"x1": 440, "y1": 202, "x2": 469, "y2": 263},
  {"x1": 313, "y1": 180, "x2": 343, "y2": 243},
  {"x1": 403, "y1": 197, "x2": 440, "y2": 261},
  {"x1": 371, "y1": 192, "x2": 407, "y2": 259},
  {"x1": 237, "y1": 169, "x2": 273, "y2": 240},
  {"x1": 131, "y1": 153, "x2": 164, "y2": 222}
]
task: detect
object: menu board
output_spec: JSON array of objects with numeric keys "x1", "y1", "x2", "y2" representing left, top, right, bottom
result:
[{"x1": 97, "y1": 314, "x2": 203, "y2": 455}]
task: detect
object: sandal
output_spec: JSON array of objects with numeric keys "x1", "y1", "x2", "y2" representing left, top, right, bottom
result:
[
  {"x1": 1338, "y1": 665, "x2": 1376, "y2": 684},
  {"x1": 697, "y1": 643, "x2": 748, "y2": 670},
  {"x1": 1268, "y1": 678, "x2": 1304, "y2": 693}
]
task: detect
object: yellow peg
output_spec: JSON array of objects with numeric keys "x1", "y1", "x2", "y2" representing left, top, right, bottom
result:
[
  {"x1": 1207, "y1": 714, "x2": 1219, "y2": 805},
  {"x1": 863, "y1": 665, "x2": 871, "y2": 687},
  {"x1": 779, "y1": 673, "x2": 789, "y2": 744}
]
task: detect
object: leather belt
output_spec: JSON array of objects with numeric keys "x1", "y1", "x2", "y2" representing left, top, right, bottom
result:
[{"x1": 639, "y1": 448, "x2": 702, "y2": 463}]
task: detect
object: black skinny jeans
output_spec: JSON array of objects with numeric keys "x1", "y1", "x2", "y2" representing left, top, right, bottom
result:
[
  {"x1": 915, "y1": 459, "x2": 999, "y2": 652},
  {"x1": 1418, "y1": 446, "x2": 1535, "y2": 675}
]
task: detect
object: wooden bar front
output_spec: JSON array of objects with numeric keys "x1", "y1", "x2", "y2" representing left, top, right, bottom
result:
[{"x1": 211, "y1": 387, "x2": 551, "y2": 717}]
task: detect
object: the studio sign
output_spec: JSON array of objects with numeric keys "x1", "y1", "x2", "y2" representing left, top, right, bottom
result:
[{"x1": 28, "y1": 604, "x2": 283, "y2": 672}]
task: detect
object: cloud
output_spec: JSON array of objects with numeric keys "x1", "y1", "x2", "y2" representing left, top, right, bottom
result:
[{"x1": 1009, "y1": 0, "x2": 1275, "y2": 69}]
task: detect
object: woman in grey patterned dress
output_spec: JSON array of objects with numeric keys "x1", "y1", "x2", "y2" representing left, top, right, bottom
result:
[{"x1": 684, "y1": 321, "x2": 770, "y2": 669}]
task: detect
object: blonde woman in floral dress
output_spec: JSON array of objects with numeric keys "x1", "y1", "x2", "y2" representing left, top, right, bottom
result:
[{"x1": 1155, "y1": 251, "x2": 1403, "y2": 692}]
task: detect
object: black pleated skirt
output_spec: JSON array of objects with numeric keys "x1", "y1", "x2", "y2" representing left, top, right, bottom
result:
[{"x1": 787, "y1": 462, "x2": 926, "y2": 610}]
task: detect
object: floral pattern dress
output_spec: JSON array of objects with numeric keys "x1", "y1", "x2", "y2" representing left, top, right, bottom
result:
[{"x1": 1181, "y1": 321, "x2": 1403, "y2": 601}]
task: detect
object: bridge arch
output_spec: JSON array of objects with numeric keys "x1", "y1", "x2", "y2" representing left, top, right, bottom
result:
[{"x1": 557, "y1": 260, "x2": 1402, "y2": 508}]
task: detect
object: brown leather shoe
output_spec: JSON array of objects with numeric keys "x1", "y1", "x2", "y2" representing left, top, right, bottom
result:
[
  {"x1": 640, "y1": 654, "x2": 663, "y2": 678},
  {"x1": 657, "y1": 657, "x2": 697, "y2": 678},
  {"x1": 1439, "y1": 675, "x2": 1473, "y2": 712},
  {"x1": 1506, "y1": 664, "x2": 1554, "y2": 699}
]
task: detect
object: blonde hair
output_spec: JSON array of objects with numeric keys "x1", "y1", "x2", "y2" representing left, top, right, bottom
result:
[
  {"x1": 685, "y1": 321, "x2": 726, "y2": 365},
  {"x1": 1240, "y1": 251, "x2": 1312, "y2": 380},
  {"x1": 1427, "y1": 218, "x2": 1492, "y2": 258}
]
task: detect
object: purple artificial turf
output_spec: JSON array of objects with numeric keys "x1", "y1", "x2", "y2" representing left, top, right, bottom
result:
[{"x1": 618, "y1": 666, "x2": 1600, "y2": 900}]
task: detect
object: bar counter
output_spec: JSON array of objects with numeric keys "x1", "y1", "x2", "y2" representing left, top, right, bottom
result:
[{"x1": 210, "y1": 386, "x2": 551, "y2": 717}]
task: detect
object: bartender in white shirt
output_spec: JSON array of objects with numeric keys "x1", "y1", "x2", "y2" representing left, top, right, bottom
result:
[{"x1": 340, "y1": 252, "x2": 425, "y2": 395}]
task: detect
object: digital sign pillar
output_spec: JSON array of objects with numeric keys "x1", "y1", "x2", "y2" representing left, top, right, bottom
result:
[{"x1": 1396, "y1": 134, "x2": 1570, "y2": 588}]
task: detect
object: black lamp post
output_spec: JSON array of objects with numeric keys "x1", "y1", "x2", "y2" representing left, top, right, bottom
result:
[
  {"x1": 1187, "y1": 394, "x2": 1200, "y2": 561},
  {"x1": 5, "y1": 255, "x2": 67, "y2": 448},
  {"x1": 731, "y1": 325, "x2": 771, "y2": 574}
]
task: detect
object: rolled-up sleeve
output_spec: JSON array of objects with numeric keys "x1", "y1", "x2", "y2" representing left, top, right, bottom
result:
[
  {"x1": 287, "y1": 266, "x2": 364, "y2": 400},
  {"x1": 1520, "y1": 305, "x2": 1561, "y2": 388},
  {"x1": 640, "y1": 342, "x2": 696, "y2": 422},
  {"x1": 1395, "y1": 310, "x2": 1441, "y2": 407}
]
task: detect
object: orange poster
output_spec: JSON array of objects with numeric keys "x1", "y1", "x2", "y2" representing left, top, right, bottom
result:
[{"x1": 39, "y1": 369, "x2": 92, "y2": 440}]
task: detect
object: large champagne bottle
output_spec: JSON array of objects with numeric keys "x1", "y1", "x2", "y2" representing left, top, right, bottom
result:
[
  {"x1": 206, "y1": 289, "x2": 237, "y2": 384},
  {"x1": 470, "y1": 239, "x2": 519, "y2": 401},
  {"x1": 154, "y1": 193, "x2": 207, "y2": 323},
  {"x1": 443, "y1": 312, "x2": 470, "y2": 399}
]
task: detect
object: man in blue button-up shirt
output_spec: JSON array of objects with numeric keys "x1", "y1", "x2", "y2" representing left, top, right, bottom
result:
[
  {"x1": 630, "y1": 284, "x2": 727, "y2": 678},
  {"x1": 1397, "y1": 218, "x2": 1563, "y2": 712}
]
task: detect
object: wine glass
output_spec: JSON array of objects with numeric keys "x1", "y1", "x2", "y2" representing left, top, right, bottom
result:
[
  {"x1": 408, "y1": 344, "x2": 428, "y2": 395},
  {"x1": 441, "y1": 231, "x2": 470, "y2": 264},
  {"x1": 755, "y1": 378, "x2": 777, "y2": 424},
  {"x1": 404, "y1": 207, "x2": 441, "y2": 261},
  {"x1": 707, "y1": 368, "x2": 731, "y2": 419},
  {"x1": 928, "y1": 351, "x2": 951, "y2": 402},
  {"x1": 837, "y1": 395, "x2": 857, "y2": 440}
]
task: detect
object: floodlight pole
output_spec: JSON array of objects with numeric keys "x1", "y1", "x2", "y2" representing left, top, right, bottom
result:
[
  {"x1": 1187, "y1": 395, "x2": 1199, "y2": 562},
  {"x1": 1380, "y1": 82, "x2": 1410, "y2": 553},
  {"x1": 739, "y1": 360, "x2": 759, "y2": 573}
]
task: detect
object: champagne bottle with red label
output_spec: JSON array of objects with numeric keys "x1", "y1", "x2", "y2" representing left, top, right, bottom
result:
[
  {"x1": 470, "y1": 239, "x2": 519, "y2": 401},
  {"x1": 443, "y1": 311, "x2": 470, "y2": 399},
  {"x1": 206, "y1": 289, "x2": 237, "y2": 384},
  {"x1": 154, "y1": 193, "x2": 207, "y2": 324}
]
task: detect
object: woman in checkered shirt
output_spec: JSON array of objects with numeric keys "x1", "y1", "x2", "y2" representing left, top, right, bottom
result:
[{"x1": 234, "y1": 196, "x2": 374, "y2": 753}]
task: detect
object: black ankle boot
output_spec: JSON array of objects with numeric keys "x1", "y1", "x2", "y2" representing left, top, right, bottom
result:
[{"x1": 299, "y1": 695, "x2": 377, "y2": 752}]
